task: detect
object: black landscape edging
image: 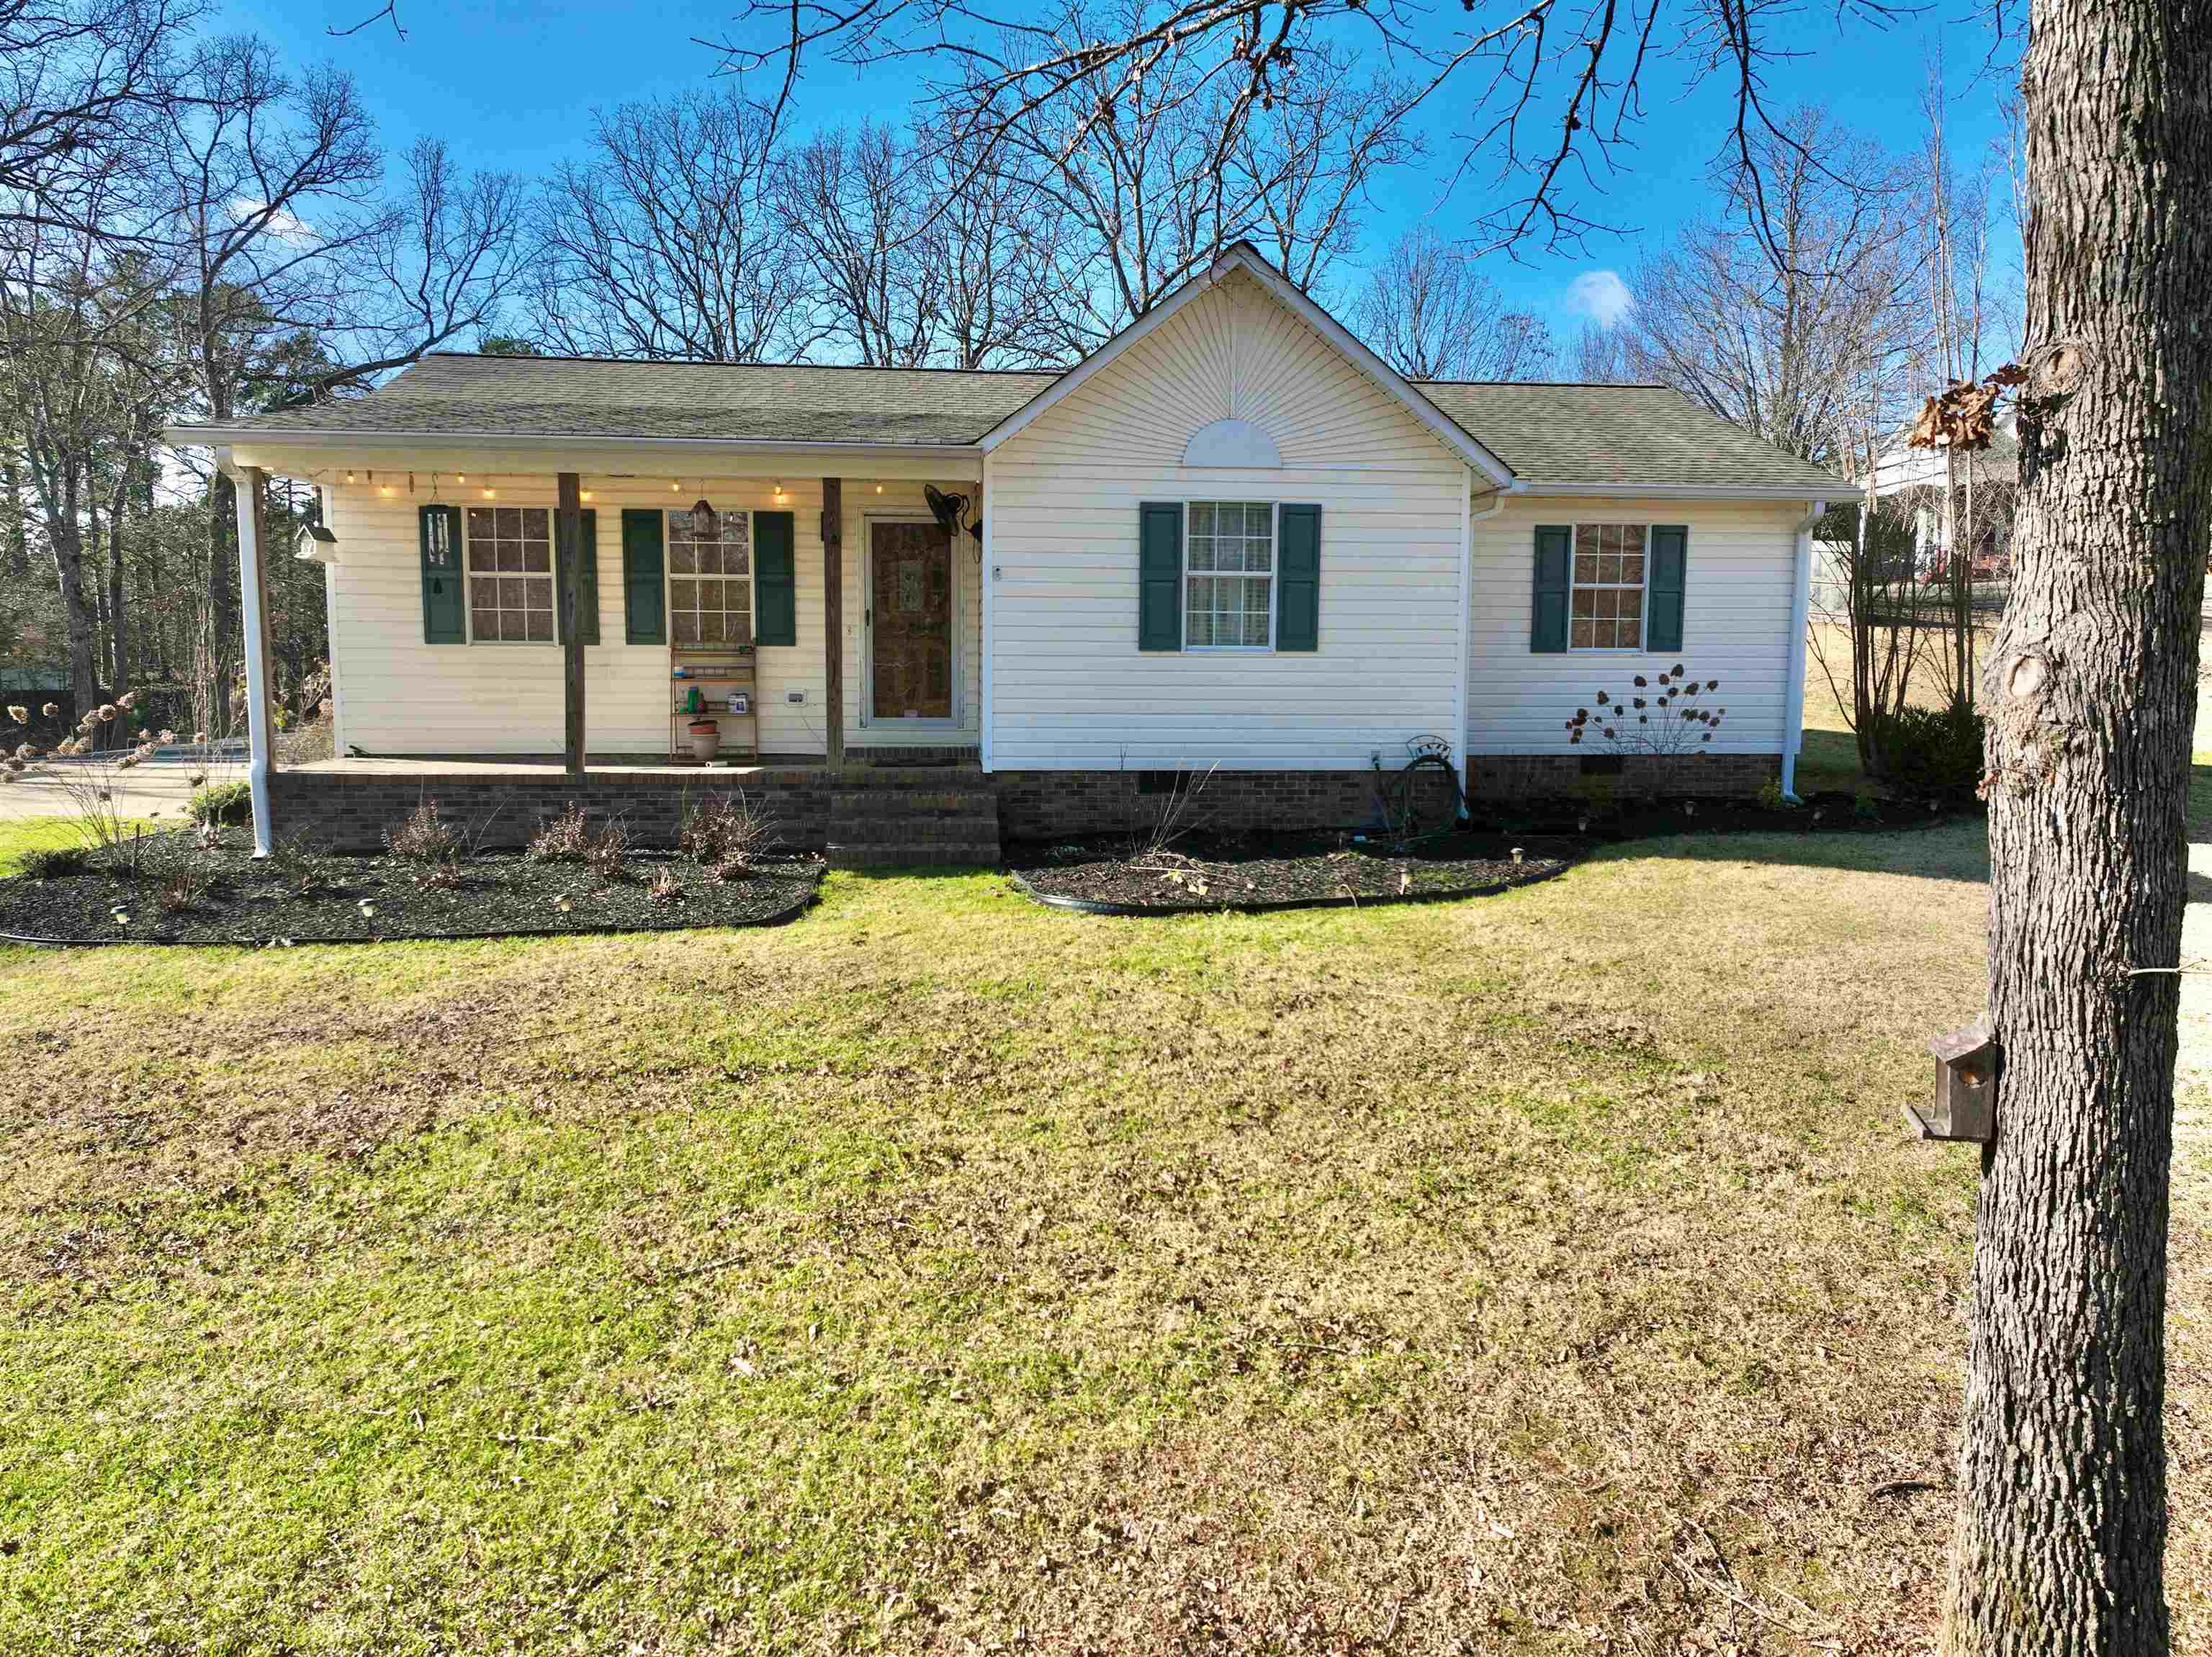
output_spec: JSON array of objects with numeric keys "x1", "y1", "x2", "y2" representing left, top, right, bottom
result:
[
  {"x1": 1005, "y1": 861, "x2": 1572, "y2": 918},
  {"x1": 0, "y1": 876, "x2": 820, "y2": 948}
]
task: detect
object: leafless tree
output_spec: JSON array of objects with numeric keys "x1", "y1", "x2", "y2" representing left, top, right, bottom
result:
[
  {"x1": 532, "y1": 87, "x2": 814, "y2": 362},
  {"x1": 0, "y1": 0, "x2": 199, "y2": 229},
  {"x1": 780, "y1": 120, "x2": 938, "y2": 365},
  {"x1": 910, "y1": 122, "x2": 1078, "y2": 367},
  {"x1": 1610, "y1": 107, "x2": 1924, "y2": 468},
  {"x1": 161, "y1": 37, "x2": 523, "y2": 659},
  {"x1": 1352, "y1": 225, "x2": 1552, "y2": 382}
]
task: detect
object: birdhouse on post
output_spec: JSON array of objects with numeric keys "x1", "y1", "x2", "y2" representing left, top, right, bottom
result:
[{"x1": 1908, "y1": 1023, "x2": 1999, "y2": 1143}]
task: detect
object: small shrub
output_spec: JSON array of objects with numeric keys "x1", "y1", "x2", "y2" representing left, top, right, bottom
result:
[
  {"x1": 188, "y1": 781, "x2": 252, "y2": 825},
  {"x1": 530, "y1": 803, "x2": 631, "y2": 880},
  {"x1": 1868, "y1": 701, "x2": 1986, "y2": 794},
  {"x1": 1565, "y1": 664, "x2": 1727, "y2": 758},
  {"x1": 680, "y1": 791, "x2": 777, "y2": 876},
  {"x1": 18, "y1": 845, "x2": 91, "y2": 881},
  {"x1": 1755, "y1": 777, "x2": 1797, "y2": 812},
  {"x1": 645, "y1": 865, "x2": 683, "y2": 904},
  {"x1": 158, "y1": 869, "x2": 212, "y2": 913},
  {"x1": 528, "y1": 803, "x2": 594, "y2": 861},
  {"x1": 385, "y1": 800, "x2": 461, "y2": 863},
  {"x1": 584, "y1": 817, "x2": 630, "y2": 881}
]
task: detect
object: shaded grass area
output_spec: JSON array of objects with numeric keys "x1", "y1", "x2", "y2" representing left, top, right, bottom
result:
[{"x1": 2, "y1": 814, "x2": 2206, "y2": 1652}]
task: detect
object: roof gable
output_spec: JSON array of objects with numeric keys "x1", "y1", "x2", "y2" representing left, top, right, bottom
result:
[{"x1": 977, "y1": 243, "x2": 1516, "y2": 487}]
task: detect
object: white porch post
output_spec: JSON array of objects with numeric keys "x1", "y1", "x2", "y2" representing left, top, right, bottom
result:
[
  {"x1": 1779, "y1": 498, "x2": 1825, "y2": 802},
  {"x1": 234, "y1": 463, "x2": 276, "y2": 856}
]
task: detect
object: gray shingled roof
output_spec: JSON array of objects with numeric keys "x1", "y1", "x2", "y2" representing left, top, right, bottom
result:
[
  {"x1": 200, "y1": 350, "x2": 1840, "y2": 493},
  {"x1": 1419, "y1": 382, "x2": 1842, "y2": 491},
  {"x1": 230, "y1": 353, "x2": 1061, "y2": 446}
]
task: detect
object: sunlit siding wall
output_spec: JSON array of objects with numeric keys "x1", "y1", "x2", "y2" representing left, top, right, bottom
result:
[
  {"x1": 1464, "y1": 495, "x2": 1805, "y2": 756},
  {"x1": 986, "y1": 271, "x2": 1470, "y2": 771},
  {"x1": 321, "y1": 477, "x2": 837, "y2": 758}
]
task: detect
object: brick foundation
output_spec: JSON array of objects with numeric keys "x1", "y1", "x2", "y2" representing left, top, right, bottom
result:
[
  {"x1": 274, "y1": 751, "x2": 1782, "y2": 853},
  {"x1": 271, "y1": 769, "x2": 835, "y2": 853}
]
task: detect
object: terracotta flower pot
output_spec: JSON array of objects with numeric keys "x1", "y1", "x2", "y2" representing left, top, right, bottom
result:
[{"x1": 687, "y1": 719, "x2": 721, "y2": 763}]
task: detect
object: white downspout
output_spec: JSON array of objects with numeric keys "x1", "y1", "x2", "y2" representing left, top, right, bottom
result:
[
  {"x1": 234, "y1": 463, "x2": 276, "y2": 856},
  {"x1": 979, "y1": 452, "x2": 994, "y2": 773},
  {"x1": 1780, "y1": 498, "x2": 1825, "y2": 803},
  {"x1": 1455, "y1": 482, "x2": 1512, "y2": 820}
]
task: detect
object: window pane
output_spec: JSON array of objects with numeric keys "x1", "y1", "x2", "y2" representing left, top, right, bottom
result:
[
  {"x1": 1571, "y1": 619, "x2": 1595, "y2": 648},
  {"x1": 1574, "y1": 552, "x2": 1598, "y2": 584},
  {"x1": 670, "y1": 542, "x2": 696, "y2": 575},
  {"x1": 521, "y1": 539, "x2": 550, "y2": 574},
  {"x1": 1187, "y1": 536, "x2": 1217, "y2": 573},
  {"x1": 1190, "y1": 503, "x2": 1215, "y2": 539},
  {"x1": 524, "y1": 608, "x2": 552, "y2": 642},
  {"x1": 1622, "y1": 554, "x2": 1645, "y2": 583},
  {"x1": 698, "y1": 610, "x2": 724, "y2": 643},
  {"x1": 1617, "y1": 618, "x2": 1642, "y2": 649},
  {"x1": 698, "y1": 580, "x2": 722, "y2": 611},
  {"x1": 1575, "y1": 524, "x2": 1601, "y2": 558},
  {"x1": 672, "y1": 610, "x2": 698, "y2": 644}
]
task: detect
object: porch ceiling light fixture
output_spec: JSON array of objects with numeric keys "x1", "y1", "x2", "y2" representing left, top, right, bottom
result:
[{"x1": 690, "y1": 495, "x2": 716, "y2": 538}]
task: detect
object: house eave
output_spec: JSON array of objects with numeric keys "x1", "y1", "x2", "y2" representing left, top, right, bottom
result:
[
  {"x1": 160, "y1": 426, "x2": 989, "y2": 467},
  {"x1": 1516, "y1": 480, "x2": 1839, "y2": 501}
]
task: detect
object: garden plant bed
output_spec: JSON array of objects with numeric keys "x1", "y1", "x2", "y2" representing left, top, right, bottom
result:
[
  {"x1": 0, "y1": 832, "x2": 822, "y2": 944},
  {"x1": 1007, "y1": 830, "x2": 1575, "y2": 914},
  {"x1": 1467, "y1": 786, "x2": 1979, "y2": 840}
]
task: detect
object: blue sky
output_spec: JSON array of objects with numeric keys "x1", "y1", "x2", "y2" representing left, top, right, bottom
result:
[{"x1": 217, "y1": 0, "x2": 2023, "y2": 358}]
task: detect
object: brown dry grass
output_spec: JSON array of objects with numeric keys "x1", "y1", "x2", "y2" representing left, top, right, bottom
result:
[{"x1": 2, "y1": 818, "x2": 2206, "y2": 1655}]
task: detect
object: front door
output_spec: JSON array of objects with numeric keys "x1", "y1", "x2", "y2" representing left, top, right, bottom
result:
[{"x1": 868, "y1": 521, "x2": 953, "y2": 721}]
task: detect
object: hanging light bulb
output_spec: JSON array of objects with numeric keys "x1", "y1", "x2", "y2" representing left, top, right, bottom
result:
[
  {"x1": 481, "y1": 485, "x2": 496, "y2": 499},
  {"x1": 580, "y1": 488, "x2": 593, "y2": 502},
  {"x1": 344, "y1": 470, "x2": 356, "y2": 484},
  {"x1": 670, "y1": 478, "x2": 680, "y2": 493},
  {"x1": 457, "y1": 472, "x2": 467, "y2": 482}
]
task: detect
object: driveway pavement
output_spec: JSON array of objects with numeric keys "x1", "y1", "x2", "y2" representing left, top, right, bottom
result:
[{"x1": 0, "y1": 763, "x2": 212, "y2": 825}]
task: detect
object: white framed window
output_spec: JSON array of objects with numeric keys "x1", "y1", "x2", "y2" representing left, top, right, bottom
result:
[
  {"x1": 464, "y1": 506, "x2": 556, "y2": 642},
  {"x1": 1185, "y1": 500, "x2": 1274, "y2": 650},
  {"x1": 1570, "y1": 522, "x2": 1650, "y2": 650},
  {"x1": 666, "y1": 508, "x2": 754, "y2": 646}
]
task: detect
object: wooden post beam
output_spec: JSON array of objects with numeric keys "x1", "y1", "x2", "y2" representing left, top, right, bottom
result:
[
  {"x1": 822, "y1": 477, "x2": 844, "y2": 766},
  {"x1": 557, "y1": 471, "x2": 586, "y2": 777}
]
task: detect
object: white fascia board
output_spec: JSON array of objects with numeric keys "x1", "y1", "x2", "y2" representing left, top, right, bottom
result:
[
  {"x1": 976, "y1": 244, "x2": 1519, "y2": 490},
  {"x1": 161, "y1": 426, "x2": 986, "y2": 472},
  {"x1": 1518, "y1": 480, "x2": 1843, "y2": 501}
]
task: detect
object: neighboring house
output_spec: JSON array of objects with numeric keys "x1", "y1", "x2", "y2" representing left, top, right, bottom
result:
[{"x1": 163, "y1": 243, "x2": 1840, "y2": 858}]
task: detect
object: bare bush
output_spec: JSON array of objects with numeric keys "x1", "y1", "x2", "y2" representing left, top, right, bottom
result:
[
  {"x1": 680, "y1": 790, "x2": 778, "y2": 878},
  {"x1": 1125, "y1": 764, "x2": 1216, "y2": 866},
  {"x1": 385, "y1": 800, "x2": 460, "y2": 863},
  {"x1": 1565, "y1": 665, "x2": 1727, "y2": 759}
]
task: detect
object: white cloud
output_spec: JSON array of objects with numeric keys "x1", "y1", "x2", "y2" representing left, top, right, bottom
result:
[
  {"x1": 229, "y1": 198, "x2": 318, "y2": 246},
  {"x1": 1564, "y1": 269, "x2": 1633, "y2": 330}
]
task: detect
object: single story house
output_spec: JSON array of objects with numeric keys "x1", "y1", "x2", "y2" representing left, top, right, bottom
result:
[{"x1": 165, "y1": 243, "x2": 1839, "y2": 863}]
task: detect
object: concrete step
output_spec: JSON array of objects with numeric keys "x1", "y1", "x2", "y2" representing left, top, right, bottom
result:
[{"x1": 826, "y1": 841, "x2": 1002, "y2": 870}]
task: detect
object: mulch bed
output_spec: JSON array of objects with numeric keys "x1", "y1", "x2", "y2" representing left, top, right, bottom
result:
[
  {"x1": 1005, "y1": 789, "x2": 1980, "y2": 917},
  {"x1": 1462, "y1": 786, "x2": 1977, "y2": 840},
  {"x1": 1006, "y1": 830, "x2": 1575, "y2": 915},
  {"x1": 0, "y1": 834, "x2": 822, "y2": 945}
]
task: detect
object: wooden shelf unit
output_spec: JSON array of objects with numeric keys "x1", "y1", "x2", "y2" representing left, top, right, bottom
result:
[{"x1": 669, "y1": 647, "x2": 760, "y2": 764}]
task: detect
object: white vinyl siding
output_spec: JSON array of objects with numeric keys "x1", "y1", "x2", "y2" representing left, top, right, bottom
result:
[
  {"x1": 1468, "y1": 495, "x2": 1803, "y2": 755},
  {"x1": 986, "y1": 271, "x2": 1468, "y2": 770},
  {"x1": 321, "y1": 477, "x2": 830, "y2": 756}
]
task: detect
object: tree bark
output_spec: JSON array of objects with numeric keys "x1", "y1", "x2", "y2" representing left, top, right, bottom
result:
[
  {"x1": 48, "y1": 508, "x2": 102, "y2": 725},
  {"x1": 1943, "y1": 2, "x2": 2212, "y2": 1651}
]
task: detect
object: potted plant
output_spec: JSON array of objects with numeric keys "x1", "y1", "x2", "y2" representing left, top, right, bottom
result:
[{"x1": 687, "y1": 717, "x2": 721, "y2": 763}]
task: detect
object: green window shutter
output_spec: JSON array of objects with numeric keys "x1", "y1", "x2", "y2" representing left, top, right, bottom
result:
[
  {"x1": 418, "y1": 504, "x2": 464, "y2": 643},
  {"x1": 1138, "y1": 501, "x2": 1182, "y2": 651},
  {"x1": 1275, "y1": 504, "x2": 1321, "y2": 652},
  {"x1": 1647, "y1": 524, "x2": 1689, "y2": 652},
  {"x1": 1530, "y1": 524, "x2": 1571, "y2": 653},
  {"x1": 754, "y1": 510, "x2": 796, "y2": 646},
  {"x1": 558, "y1": 508, "x2": 600, "y2": 645},
  {"x1": 621, "y1": 509, "x2": 665, "y2": 645}
]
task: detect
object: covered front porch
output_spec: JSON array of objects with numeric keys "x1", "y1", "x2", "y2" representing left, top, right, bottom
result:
[{"x1": 224, "y1": 446, "x2": 988, "y2": 858}]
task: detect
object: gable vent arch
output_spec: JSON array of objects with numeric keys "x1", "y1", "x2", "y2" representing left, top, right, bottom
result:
[{"x1": 1182, "y1": 417, "x2": 1281, "y2": 469}]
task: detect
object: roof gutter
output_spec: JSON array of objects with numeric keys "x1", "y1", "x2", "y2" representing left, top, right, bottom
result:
[
  {"x1": 1518, "y1": 480, "x2": 1845, "y2": 501},
  {"x1": 159, "y1": 426, "x2": 989, "y2": 465}
]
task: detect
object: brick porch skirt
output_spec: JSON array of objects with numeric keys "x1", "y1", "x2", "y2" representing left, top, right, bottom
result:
[{"x1": 271, "y1": 753, "x2": 1781, "y2": 852}]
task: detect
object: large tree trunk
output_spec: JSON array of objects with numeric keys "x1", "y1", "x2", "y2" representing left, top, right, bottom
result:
[
  {"x1": 104, "y1": 498, "x2": 128, "y2": 694},
  {"x1": 48, "y1": 508, "x2": 102, "y2": 726},
  {"x1": 207, "y1": 467, "x2": 239, "y2": 675},
  {"x1": 1941, "y1": 1, "x2": 2212, "y2": 1651}
]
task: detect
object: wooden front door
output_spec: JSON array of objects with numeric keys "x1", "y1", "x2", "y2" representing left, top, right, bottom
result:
[{"x1": 868, "y1": 521, "x2": 954, "y2": 721}]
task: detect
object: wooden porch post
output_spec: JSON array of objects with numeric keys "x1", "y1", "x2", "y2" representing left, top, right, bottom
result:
[
  {"x1": 822, "y1": 477, "x2": 844, "y2": 765},
  {"x1": 557, "y1": 471, "x2": 585, "y2": 776}
]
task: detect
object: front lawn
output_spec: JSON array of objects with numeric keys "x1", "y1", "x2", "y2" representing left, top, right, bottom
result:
[{"x1": 4, "y1": 813, "x2": 2206, "y2": 1653}]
